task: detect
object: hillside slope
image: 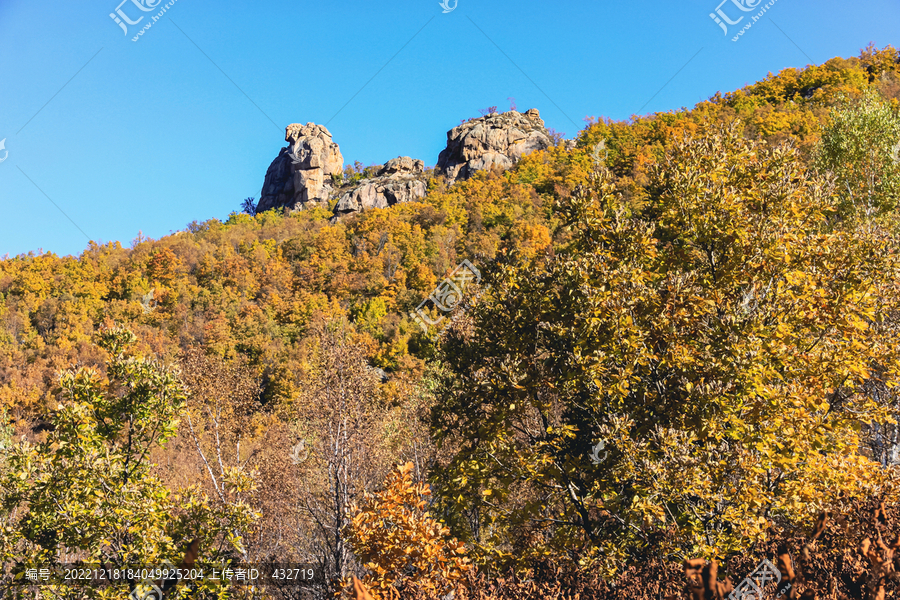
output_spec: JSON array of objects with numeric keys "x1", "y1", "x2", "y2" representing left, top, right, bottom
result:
[
  {"x1": 1, "y1": 44, "x2": 899, "y2": 598},
  {"x1": 2, "y1": 45, "x2": 898, "y2": 416}
]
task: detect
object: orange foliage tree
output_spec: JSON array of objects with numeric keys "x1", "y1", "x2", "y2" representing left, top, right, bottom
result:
[{"x1": 344, "y1": 462, "x2": 471, "y2": 598}]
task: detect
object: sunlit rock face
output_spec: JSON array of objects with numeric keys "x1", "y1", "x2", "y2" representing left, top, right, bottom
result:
[
  {"x1": 258, "y1": 123, "x2": 344, "y2": 212},
  {"x1": 436, "y1": 108, "x2": 552, "y2": 184}
]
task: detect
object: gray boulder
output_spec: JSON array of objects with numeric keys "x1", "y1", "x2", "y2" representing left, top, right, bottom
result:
[{"x1": 436, "y1": 108, "x2": 553, "y2": 184}]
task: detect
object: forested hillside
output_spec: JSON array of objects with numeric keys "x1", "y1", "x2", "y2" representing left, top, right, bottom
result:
[{"x1": 2, "y1": 44, "x2": 900, "y2": 599}]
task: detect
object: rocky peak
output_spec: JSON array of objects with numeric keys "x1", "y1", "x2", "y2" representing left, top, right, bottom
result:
[
  {"x1": 257, "y1": 108, "x2": 556, "y2": 216},
  {"x1": 257, "y1": 122, "x2": 344, "y2": 213},
  {"x1": 523, "y1": 108, "x2": 543, "y2": 123},
  {"x1": 435, "y1": 109, "x2": 552, "y2": 184}
]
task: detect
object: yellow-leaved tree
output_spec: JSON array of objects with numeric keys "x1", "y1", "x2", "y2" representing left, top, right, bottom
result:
[{"x1": 431, "y1": 122, "x2": 900, "y2": 574}]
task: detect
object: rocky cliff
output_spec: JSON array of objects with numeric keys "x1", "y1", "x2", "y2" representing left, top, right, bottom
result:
[
  {"x1": 334, "y1": 157, "x2": 427, "y2": 216},
  {"x1": 435, "y1": 108, "x2": 553, "y2": 184},
  {"x1": 257, "y1": 123, "x2": 343, "y2": 213}
]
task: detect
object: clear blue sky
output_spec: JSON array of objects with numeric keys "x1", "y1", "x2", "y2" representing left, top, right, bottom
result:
[{"x1": 1, "y1": 0, "x2": 898, "y2": 257}]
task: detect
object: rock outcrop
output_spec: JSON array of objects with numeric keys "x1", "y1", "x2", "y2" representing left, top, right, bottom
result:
[
  {"x1": 257, "y1": 123, "x2": 343, "y2": 212},
  {"x1": 257, "y1": 109, "x2": 556, "y2": 216},
  {"x1": 436, "y1": 108, "x2": 552, "y2": 184},
  {"x1": 333, "y1": 156, "x2": 427, "y2": 216}
]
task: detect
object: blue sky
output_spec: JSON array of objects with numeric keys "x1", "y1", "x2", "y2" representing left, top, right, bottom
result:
[{"x1": 0, "y1": 0, "x2": 898, "y2": 257}]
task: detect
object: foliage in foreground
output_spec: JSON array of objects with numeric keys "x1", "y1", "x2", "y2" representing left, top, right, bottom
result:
[
  {"x1": 344, "y1": 462, "x2": 471, "y2": 598},
  {"x1": 0, "y1": 328, "x2": 256, "y2": 598},
  {"x1": 432, "y1": 121, "x2": 900, "y2": 569},
  {"x1": 350, "y1": 495, "x2": 900, "y2": 599}
]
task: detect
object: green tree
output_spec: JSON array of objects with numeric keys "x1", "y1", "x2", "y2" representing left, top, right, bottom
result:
[
  {"x1": 0, "y1": 327, "x2": 257, "y2": 598},
  {"x1": 814, "y1": 88, "x2": 900, "y2": 218}
]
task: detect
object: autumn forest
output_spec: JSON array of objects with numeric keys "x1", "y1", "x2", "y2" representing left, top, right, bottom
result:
[{"x1": 2, "y1": 45, "x2": 900, "y2": 599}]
